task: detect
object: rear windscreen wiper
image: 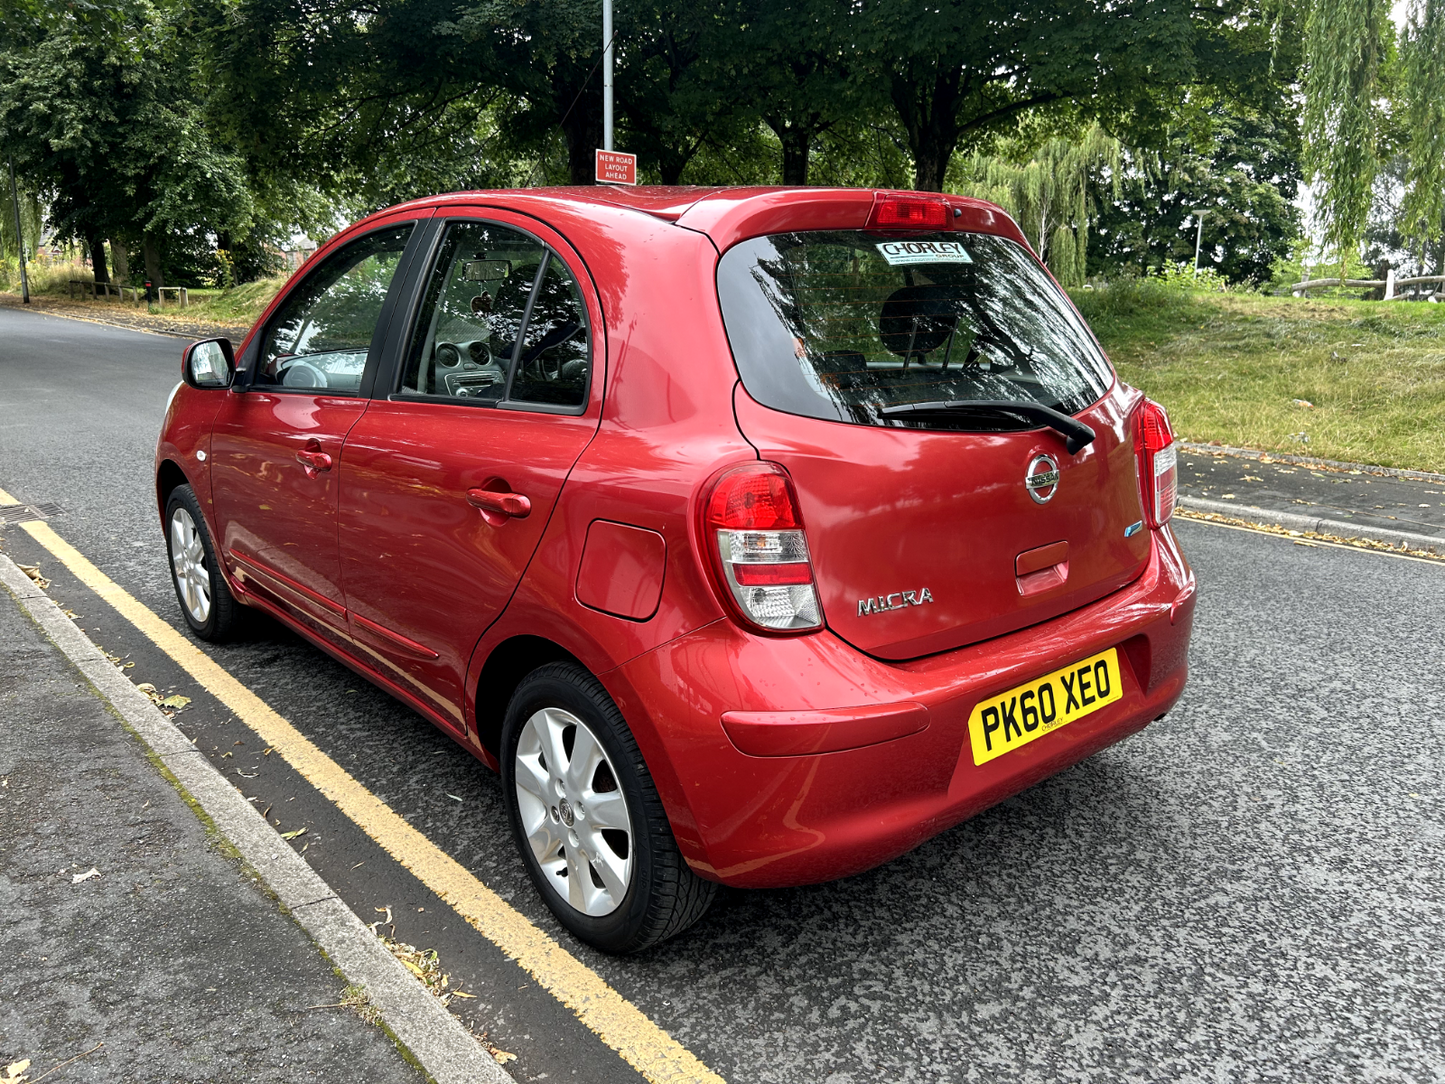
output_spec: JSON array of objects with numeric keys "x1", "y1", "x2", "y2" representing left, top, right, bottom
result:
[{"x1": 878, "y1": 399, "x2": 1096, "y2": 453}]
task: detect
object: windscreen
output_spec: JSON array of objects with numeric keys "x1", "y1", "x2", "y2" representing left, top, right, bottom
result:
[{"x1": 717, "y1": 231, "x2": 1112, "y2": 429}]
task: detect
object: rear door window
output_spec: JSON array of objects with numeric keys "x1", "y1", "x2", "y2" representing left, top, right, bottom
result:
[
  {"x1": 716, "y1": 231, "x2": 1111, "y2": 430},
  {"x1": 398, "y1": 220, "x2": 591, "y2": 411}
]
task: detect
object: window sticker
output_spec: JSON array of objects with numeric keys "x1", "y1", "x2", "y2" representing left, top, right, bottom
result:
[{"x1": 875, "y1": 240, "x2": 973, "y2": 266}]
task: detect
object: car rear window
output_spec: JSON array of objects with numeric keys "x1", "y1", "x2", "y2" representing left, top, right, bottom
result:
[{"x1": 716, "y1": 230, "x2": 1112, "y2": 429}]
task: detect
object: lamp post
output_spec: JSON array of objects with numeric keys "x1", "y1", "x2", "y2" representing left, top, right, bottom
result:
[
  {"x1": 602, "y1": 0, "x2": 614, "y2": 151},
  {"x1": 7, "y1": 152, "x2": 30, "y2": 304},
  {"x1": 1191, "y1": 209, "x2": 1206, "y2": 277}
]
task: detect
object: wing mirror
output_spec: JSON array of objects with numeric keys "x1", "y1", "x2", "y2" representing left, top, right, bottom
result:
[{"x1": 182, "y1": 338, "x2": 235, "y2": 389}]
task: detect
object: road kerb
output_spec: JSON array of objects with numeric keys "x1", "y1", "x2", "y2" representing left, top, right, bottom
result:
[
  {"x1": 0, "y1": 490, "x2": 727, "y2": 1084},
  {"x1": 0, "y1": 551, "x2": 515, "y2": 1084},
  {"x1": 1178, "y1": 496, "x2": 1445, "y2": 555}
]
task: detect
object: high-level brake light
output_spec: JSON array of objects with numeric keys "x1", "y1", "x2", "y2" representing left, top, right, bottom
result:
[
  {"x1": 867, "y1": 193, "x2": 951, "y2": 230},
  {"x1": 703, "y1": 463, "x2": 823, "y2": 633},
  {"x1": 1133, "y1": 399, "x2": 1177, "y2": 528}
]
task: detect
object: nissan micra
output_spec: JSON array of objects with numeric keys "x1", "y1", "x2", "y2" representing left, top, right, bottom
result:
[{"x1": 156, "y1": 186, "x2": 1196, "y2": 952}]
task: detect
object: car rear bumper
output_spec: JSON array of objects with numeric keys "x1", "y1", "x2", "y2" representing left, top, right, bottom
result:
[{"x1": 607, "y1": 524, "x2": 1196, "y2": 888}]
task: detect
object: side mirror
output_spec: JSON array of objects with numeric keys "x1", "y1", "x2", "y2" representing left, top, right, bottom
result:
[{"x1": 182, "y1": 338, "x2": 235, "y2": 389}]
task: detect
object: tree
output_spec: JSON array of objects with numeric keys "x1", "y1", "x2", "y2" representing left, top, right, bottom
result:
[
  {"x1": 1091, "y1": 100, "x2": 1303, "y2": 285},
  {"x1": 703, "y1": 0, "x2": 861, "y2": 185},
  {"x1": 859, "y1": 0, "x2": 1280, "y2": 192},
  {"x1": 952, "y1": 123, "x2": 1120, "y2": 286},
  {"x1": 0, "y1": 0, "x2": 253, "y2": 286},
  {"x1": 1301, "y1": 0, "x2": 1390, "y2": 270},
  {"x1": 1398, "y1": 0, "x2": 1445, "y2": 265}
]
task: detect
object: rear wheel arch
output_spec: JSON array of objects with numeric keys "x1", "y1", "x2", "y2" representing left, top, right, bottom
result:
[{"x1": 474, "y1": 636, "x2": 584, "y2": 758}]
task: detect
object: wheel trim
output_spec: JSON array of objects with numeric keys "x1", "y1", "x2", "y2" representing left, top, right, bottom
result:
[
  {"x1": 515, "y1": 706, "x2": 634, "y2": 918},
  {"x1": 169, "y1": 507, "x2": 211, "y2": 624}
]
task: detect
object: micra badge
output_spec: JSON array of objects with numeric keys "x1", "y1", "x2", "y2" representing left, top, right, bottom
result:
[{"x1": 857, "y1": 588, "x2": 934, "y2": 617}]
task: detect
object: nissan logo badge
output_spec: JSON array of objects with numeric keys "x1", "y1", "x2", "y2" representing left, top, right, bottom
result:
[{"x1": 1025, "y1": 454, "x2": 1060, "y2": 504}]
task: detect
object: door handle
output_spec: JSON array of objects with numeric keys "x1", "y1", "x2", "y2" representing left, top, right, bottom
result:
[
  {"x1": 466, "y1": 487, "x2": 531, "y2": 519},
  {"x1": 296, "y1": 450, "x2": 333, "y2": 472}
]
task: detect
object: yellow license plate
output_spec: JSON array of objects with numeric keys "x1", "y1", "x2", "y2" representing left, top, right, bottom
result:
[{"x1": 967, "y1": 648, "x2": 1123, "y2": 766}]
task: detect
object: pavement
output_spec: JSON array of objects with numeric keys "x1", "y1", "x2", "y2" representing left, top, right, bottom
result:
[
  {"x1": 0, "y1": 567, "x2": 428, "y2": 1083},
  {"x1": 4, "y1": 302, "x2": 1445, "y2": 1084},
  {"x1": 1177, "y1": 442, "x2": 1445, "y2": 552}
]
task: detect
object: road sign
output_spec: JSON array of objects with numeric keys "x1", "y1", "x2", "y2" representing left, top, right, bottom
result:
[{"x1": 596, "y1": 149, "x2": 637, "y2": 186}]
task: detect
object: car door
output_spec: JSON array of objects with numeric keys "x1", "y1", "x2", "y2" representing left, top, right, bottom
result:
[
  {"x1": 211, "y1": 218, "x2": 425, "y2": 640},
  {"x1": 336, "y1": 214, "x2": 602, "y2": 730}
]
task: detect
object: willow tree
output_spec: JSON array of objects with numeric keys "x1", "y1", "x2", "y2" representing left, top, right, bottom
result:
[
  {"x1": 1301, "y1": 0, "x2": 1389, "y2": 270},
  {"x1": 1399, "y1": 0, "x2": 1445, "y2": 264},
  {"x1": 952, "y1": 125, "x2": 1120, "y2": 287}
]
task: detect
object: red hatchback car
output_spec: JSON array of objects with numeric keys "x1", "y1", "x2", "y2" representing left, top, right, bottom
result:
[{"x1": 156, "y1": 186, "x2": 1196, "y2": 952}]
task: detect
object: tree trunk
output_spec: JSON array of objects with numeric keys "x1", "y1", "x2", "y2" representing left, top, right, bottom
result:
[
  {"x1": 111, "y1": 239, "x2": 129, "y2": 283},
  {"x1": 559, "y1": 84, "x2": 603, "y2": 185},
  {"x1": 891, "y1": 64, "x2": 963, "y2": 192},
  {"x1": 86, "y1": 232, "x2": 110, "y2": 284},
  {"x1": 779, "y1": 127, "x2": 811, "y2": 186},
  {"x1": 143, "y1": 236, "x2": 164, "y2": 289}
]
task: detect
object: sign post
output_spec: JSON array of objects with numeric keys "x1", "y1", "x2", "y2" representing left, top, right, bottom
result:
[
  {"x1": 602, "y1": 0, "x2": 614, "y2": 152},
  {"x1": 595, "y1": 149, "x2": 637, "y2": 185}
]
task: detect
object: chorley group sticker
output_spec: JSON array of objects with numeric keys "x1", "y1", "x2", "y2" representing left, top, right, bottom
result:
[{"x1": 876, "y1": 240, "x2": 972, "y2": 266}]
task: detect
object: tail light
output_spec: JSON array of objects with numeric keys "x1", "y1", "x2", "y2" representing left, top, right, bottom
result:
[
  {"x1": 867, "y1": 193, "x2": 951, "y2": 229},
  {"x1": 703, "y1": 463, "x2": 822, "y2": 633},
  {"x1": 1133, "y1": 398, "x2": 1177, "y2": 528}
]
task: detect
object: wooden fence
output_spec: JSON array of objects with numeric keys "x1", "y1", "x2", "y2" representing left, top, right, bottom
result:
[
  {"x1": 1293, "y1": 270, "x2": 1445, "y2": 300},
  {"x1": 68, "y1": 280, "x2": 185, "y2": 306}
]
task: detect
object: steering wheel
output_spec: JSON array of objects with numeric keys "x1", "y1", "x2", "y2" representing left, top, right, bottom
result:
[
  {"x1": 520, "y1": 322, "x2": 582, "y2": 380},
  {"x1": 279, "y1": 358, "x2": 329, "y2": 388}
]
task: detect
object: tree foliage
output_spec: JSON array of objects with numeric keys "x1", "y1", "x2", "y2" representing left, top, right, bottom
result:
[
  {"x1": 1301, "y1": 0, "x2": 1390, "y2": 269},
  {"x1": 0, "y1": 0, "x2": 1309, "y2": 287},
  {"x1": 952, "y1": 123, "x2": 1121, "y2": 286},
  {"x1": 0, "y1": 0, "x2": 252, "y2": 284},
  {"x1": 1092, "y1": 100, "x2": 1303, "y2": 285},
  {"x1": 1398, "y1": 0, "x2": 1445, "y2": 259}
]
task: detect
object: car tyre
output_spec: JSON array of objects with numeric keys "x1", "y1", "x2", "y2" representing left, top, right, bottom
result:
[
  {"x1": 501, "y1": 662, "x2": 716, "y2": 953},
  {"x1": 165, "y1": 483, "x2": 240, "y2": 641}
]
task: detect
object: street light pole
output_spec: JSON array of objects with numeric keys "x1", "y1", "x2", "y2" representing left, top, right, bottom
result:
[
  {"x1": 602, "y1": 0, "x2": 614, "y2": 152},
  {"x1": 1192, "y1": 210, "x2": 1206, "y2": 278},
  {"x1": 8, "y1": 153, "x2": 30, "y2": 304}
]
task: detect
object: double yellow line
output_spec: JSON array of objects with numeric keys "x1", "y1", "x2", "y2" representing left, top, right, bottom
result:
[{"x1": 0, "y1": 487, "x2": 724, "y2": 1084}]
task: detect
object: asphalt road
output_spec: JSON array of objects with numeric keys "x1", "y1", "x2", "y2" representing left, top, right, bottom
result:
[{"x1": 2, "y1": 305, "x2": 1442, "y2": 1084}]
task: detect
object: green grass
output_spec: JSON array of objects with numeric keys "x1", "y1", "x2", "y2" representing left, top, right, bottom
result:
[
  {"x1": 1072, "y1": 281, "x2": 1445, "y2": 473},
  {"x1": 2, "y1": 269, "x2": 286, "y2": 328},
  {"x1": 181, "y1": 278, "x2": 287, "y2": 326}
]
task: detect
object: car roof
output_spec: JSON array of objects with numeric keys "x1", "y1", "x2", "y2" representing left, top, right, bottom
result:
[{"x1": 345, "y1": 186, "x2": 1031, "y2": 256}]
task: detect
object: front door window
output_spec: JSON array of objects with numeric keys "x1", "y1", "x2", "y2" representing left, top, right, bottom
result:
[{"x1": 256, "y1": 225, "x2": 413, "y2": 393}]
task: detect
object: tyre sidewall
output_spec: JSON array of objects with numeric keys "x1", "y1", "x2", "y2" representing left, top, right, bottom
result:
[
  {"x1": 164, "y1": 484, "x2": 228, "y2": 640},
  {"x1": 500, "y1": 666, "x2": 658, "y2": 953}
]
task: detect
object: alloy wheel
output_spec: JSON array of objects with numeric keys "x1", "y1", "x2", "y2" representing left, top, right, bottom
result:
[
  {"x1": 513, "y1": 706, "x2": 634, "y2": 917},
  {"x1": 169, "y1": 506, "x2": 211, "y2": 625}
]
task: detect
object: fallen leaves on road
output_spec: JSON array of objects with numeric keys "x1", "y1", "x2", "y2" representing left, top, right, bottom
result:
[
  {"x1": 17, "y1": 564, "x2": 49, "y2": 589},
  {"x1": 134, "y1": 683, "x2": 191, "y2": 716},
  {"x1": 1177, "y1": 508, "x2": 1445, "y2": 561},
  {"x1": 71, "y1": 867, "x2": 100, "y2": 884},
  {"x1": 4, "y1": 1059, "x2": 30, "y2": 1082},
  {"x1": 366, "y1": 913, "x2": 478, "y2": 1008},
  {"x1": 279, "y1": 827, "x2": 307, "y2": 841}
]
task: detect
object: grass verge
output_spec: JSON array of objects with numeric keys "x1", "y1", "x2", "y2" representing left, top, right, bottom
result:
[{"x1": 1074, "y1": 281, "x2": 1445, "y2": 473}]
